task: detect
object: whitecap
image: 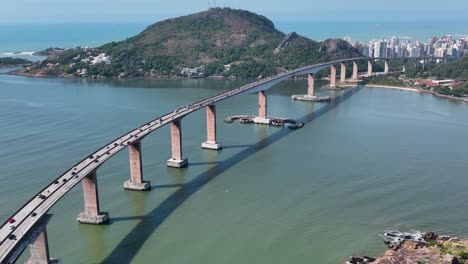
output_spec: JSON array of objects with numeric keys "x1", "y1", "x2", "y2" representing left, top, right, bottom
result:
[{"x1": 0, "y1": 99, "x2": 45, "y2": 108}]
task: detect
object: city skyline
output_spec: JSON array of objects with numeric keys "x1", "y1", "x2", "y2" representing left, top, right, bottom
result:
[
  {"x1": 2, "y1": 0, "x2": 468, "y2": 24},
  {"x1": 350, "y1": 34, "x2": 468, "y2": 59}
]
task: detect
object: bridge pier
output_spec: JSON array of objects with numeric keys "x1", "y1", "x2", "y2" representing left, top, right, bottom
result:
[
  {"x1": 290, "y1": 74, "x2": 330, "y2": 102},
  {"x1": 259, "y1": 90, "x2": 267, "y2": 118},
  {"x1": 384, "y1": 60, "x2": 389, "y2": 74},
  {"x1": 77, "y1": 172, "x2": 109, "y2": 224},
  {"x1": 167, "y1": 120, "x2": 188, "y2": 168},
  {"x1": 124, "y1": 141, "x2": 151, "y2": 191},
  {"x1": 367, "y1": 60, "x2": 373, "y2": 77},
  {"x1": 24, "y1": 215, "x2": 61, "y2": 264},
  {"x1": 352, "y1": 61, "x2": 358, "y2": 80},
  {"x1": 330, "y1": 65, "x2": 336, "y2": 87},
  {"x1": 253, "y1": 91, "x2": 271, "y2": 124},
  {"x1": 307, "y1": 73, "x2": 315, "y2": 96},
  {"x1": 202, "y1": 105, "x2": 222, "y2": 150},
  {"x1": 340, "y1": 63, "x2": 346, "y2": 83}
]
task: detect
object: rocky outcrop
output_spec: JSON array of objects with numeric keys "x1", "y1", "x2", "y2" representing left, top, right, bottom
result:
[
  {"x1": 352, "y1": 233, "x2": 468, "y2": 264},
  {"x1": 320, "y1": 39, "x2": 359, "y2": 60},
  {"x1": 374, "y1": 240, "x2": 460, "y2": 264},
  {"x1": 274, "y1": 32, "x2": 298, "y2": 54}
]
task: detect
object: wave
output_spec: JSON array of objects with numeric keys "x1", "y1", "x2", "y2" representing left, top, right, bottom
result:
[
  {"x1": 0, "y1": 99, "x2": 45, "y2": 108},
  {"x1": 0, "y1": 51, "x2": 36, "y2": 56}
]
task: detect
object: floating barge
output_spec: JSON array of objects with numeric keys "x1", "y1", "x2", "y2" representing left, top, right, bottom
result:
[
  {"x1": 291, "y1": 95, "x2": 331, "y2": 102},
  {"x1": 225, "y1": 115, "x2": 304, "y2": 129}
]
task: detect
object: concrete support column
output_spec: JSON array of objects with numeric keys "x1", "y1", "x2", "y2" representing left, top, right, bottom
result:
[
  {"x1": 367, "y1": 60, "x2": 373, "y2": 76},
  {"x1": 340, "y1": 63, "x2": 346, "y2": 83},
  {"x1": 167, "y1": 120, "x2": 188, "y2": 168},
  {"x1": 202, "y1": 105, "x2": 222, "y2": 150},
  {"x1": 330, "y1": 65, "x2": 336, "y2": 87},
  {"x1": 307, "y1": 73, "x2": 315, "y2": 96},
  {"x1": 259, "y1": 91, "x2": 267, "y2": 118},
  {"x1": 27, "y1": 227, "x2": 50, "y2": 264},
  {"x1": 77, "y1": 172, "x2": 109, "y2": 224},
  {"x1": 253, "y1": 90, "x2": 271, "y2": 124},
  {"x1": 124, "y1": 141, "x2": 151, "y2": 191},
  {"x1": 25, "y1": 215, "x2": 61, "y2": 264},
  {"x1": 384, "y1": 60, "x2": 389, "y2": 74},
  {"x1": 352, "y1": 61, "x2": 358, "y2": 80}
]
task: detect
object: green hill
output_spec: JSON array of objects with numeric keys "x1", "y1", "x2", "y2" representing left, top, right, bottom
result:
[
  {"x1": 31, "y1": 8, "x2": 361, "y2": 78},
  {"x1": 431, "y1": 55, "x2": 468, "y2": 80}
]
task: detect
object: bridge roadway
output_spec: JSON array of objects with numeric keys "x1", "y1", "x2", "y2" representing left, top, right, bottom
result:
[{"x1": 0, "y1": 56, "x2": 441, "y2": 262}]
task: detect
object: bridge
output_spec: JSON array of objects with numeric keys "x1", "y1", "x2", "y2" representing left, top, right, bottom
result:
[{"x1": 0, "y1": 56, "x2": 448, "y2": 263}]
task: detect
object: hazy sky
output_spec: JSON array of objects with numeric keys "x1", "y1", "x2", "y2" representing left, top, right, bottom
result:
[{"x1": 2, "y1": 0, "x2": 467, "y2": 24}]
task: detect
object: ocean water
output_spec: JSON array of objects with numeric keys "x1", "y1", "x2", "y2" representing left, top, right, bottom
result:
[
  {"x1": 276, "y1": 20, "x2": 468, "y2": 42},
  {"x1": 0, "y1": 24, "x2": 146, "y2": 54},
  {"x1": 1, "y1": 20, "x2": 467, "y2": 56}
]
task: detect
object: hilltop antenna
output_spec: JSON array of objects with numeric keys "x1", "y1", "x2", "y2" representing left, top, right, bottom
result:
[{"x1": 214, "y1": 0, "x2": 216, "y2": 7}]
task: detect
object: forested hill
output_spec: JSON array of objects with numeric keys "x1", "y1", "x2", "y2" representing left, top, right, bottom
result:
[
  {"x1": 29, "y1": 8, "x2": 362, "y2": 78},
  {"x1": 431, "y1": 55, "x2": 468, "y2": 80}
]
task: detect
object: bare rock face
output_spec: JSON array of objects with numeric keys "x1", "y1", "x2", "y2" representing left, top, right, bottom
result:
[
  {"x1": 320, "y1": 39, "x2": 358, "y2": 60},
  {"x1": 423, "y1": 232, "x2": 438, "y2": 241},
  {"x1": 371, "y1": 237, "x2": 468, "y2": 264},
  {"x1": 274, "y1": 32, "x2": 299, "y2": 54},
  {"x1": 374, "y1": 241, "x2": 446, "y2": 263}
]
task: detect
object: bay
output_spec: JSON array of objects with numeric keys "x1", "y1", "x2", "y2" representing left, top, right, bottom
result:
[{"x1": 1, "y1": 72, "x2": 468, "y2": 263}]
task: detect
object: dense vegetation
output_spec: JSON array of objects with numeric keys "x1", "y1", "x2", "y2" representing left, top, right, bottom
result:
[
  {"x1": 433, "y1": 83, "x2": 468, "y2": 97},
  {"x1": 38, "y1": 8, "x2": 361, "y2": 78},
  {"x1": 0, "y1": 57, "x2": 31, "y2": 67},
  {"x1": 363, "y1": 68, "x2": 468, "y2": 97},
  {"x1": 430, "y1": 55, "x2": 468, "y2": 79},
  {"x1": 361, "y1": 74, "x2": 410, "y2": 87},
  {"x1": 375, "y1": 56, "x2": 468, "y2": 80}
]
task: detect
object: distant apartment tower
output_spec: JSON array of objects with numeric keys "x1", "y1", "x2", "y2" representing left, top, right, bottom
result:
[
  {"x1": 368, "y1": 40, "x2": 375, "y2": 57},
  {"x1": 435, "y1": 47, "x2": 446, "y2": 57},
  {"x1": 374, "y1": 41, "x2": 387, "y2": 57},
  {"x1": 389, "y1": 36, "x2": 400, "y2": 48},
  {"x1": 344, "y1": 35, "x2": 352, "y2": 43},
  {"x1": 361, "y1": 44, "x2": 370, "y2": 56}
]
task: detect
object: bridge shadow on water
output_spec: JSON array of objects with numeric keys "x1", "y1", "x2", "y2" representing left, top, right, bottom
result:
[{"x1": 100, "y1": 85, "x2": 364, "y2": 263}]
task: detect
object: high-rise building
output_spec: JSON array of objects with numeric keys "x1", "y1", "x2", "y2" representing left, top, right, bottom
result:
[
  {"x1": 344, "y1": 35, "x2": 351, "y2": 43},
  {"x1": 352, "y1": 34, "x2": 466, "y2": 59}
]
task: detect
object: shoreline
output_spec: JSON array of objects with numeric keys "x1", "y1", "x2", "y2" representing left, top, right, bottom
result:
[
  {"x1": 340, "y1": 83, "x2": 468, "y2": 104},
  {"x1": 4, "y1": 70, "x2": 468, "y2": 104},
  {"x1": 339, "y1": 83, "x2": 419, "y2": 92},
  {"x1": 348, "y1": 232, "x2": 468, "y2": 264},
  {"x1": 365, "y1": 85, "x2": 420, "y2": 92}
]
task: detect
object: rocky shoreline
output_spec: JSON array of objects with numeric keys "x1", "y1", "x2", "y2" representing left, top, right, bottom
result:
[
  {"x1": 347, "y1": 232, "x2": 468, "y2": 264},
  {"x1": 6, "y1": 68, "x2": 67, "y2": 78}
]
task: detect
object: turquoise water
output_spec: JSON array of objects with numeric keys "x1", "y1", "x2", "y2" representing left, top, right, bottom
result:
[
  {"x1": 1, "y1": 71, "x2": 468, "y2": 263},
  {"x1": 0, "y1": 24, "x2": 146, "y2": 53},
  {"x1": 277, "y1": 20, "x2": 468, "y2": 42},
  {"x1": 1, "y1": 20, "x2": 467, "y2": 55}
]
